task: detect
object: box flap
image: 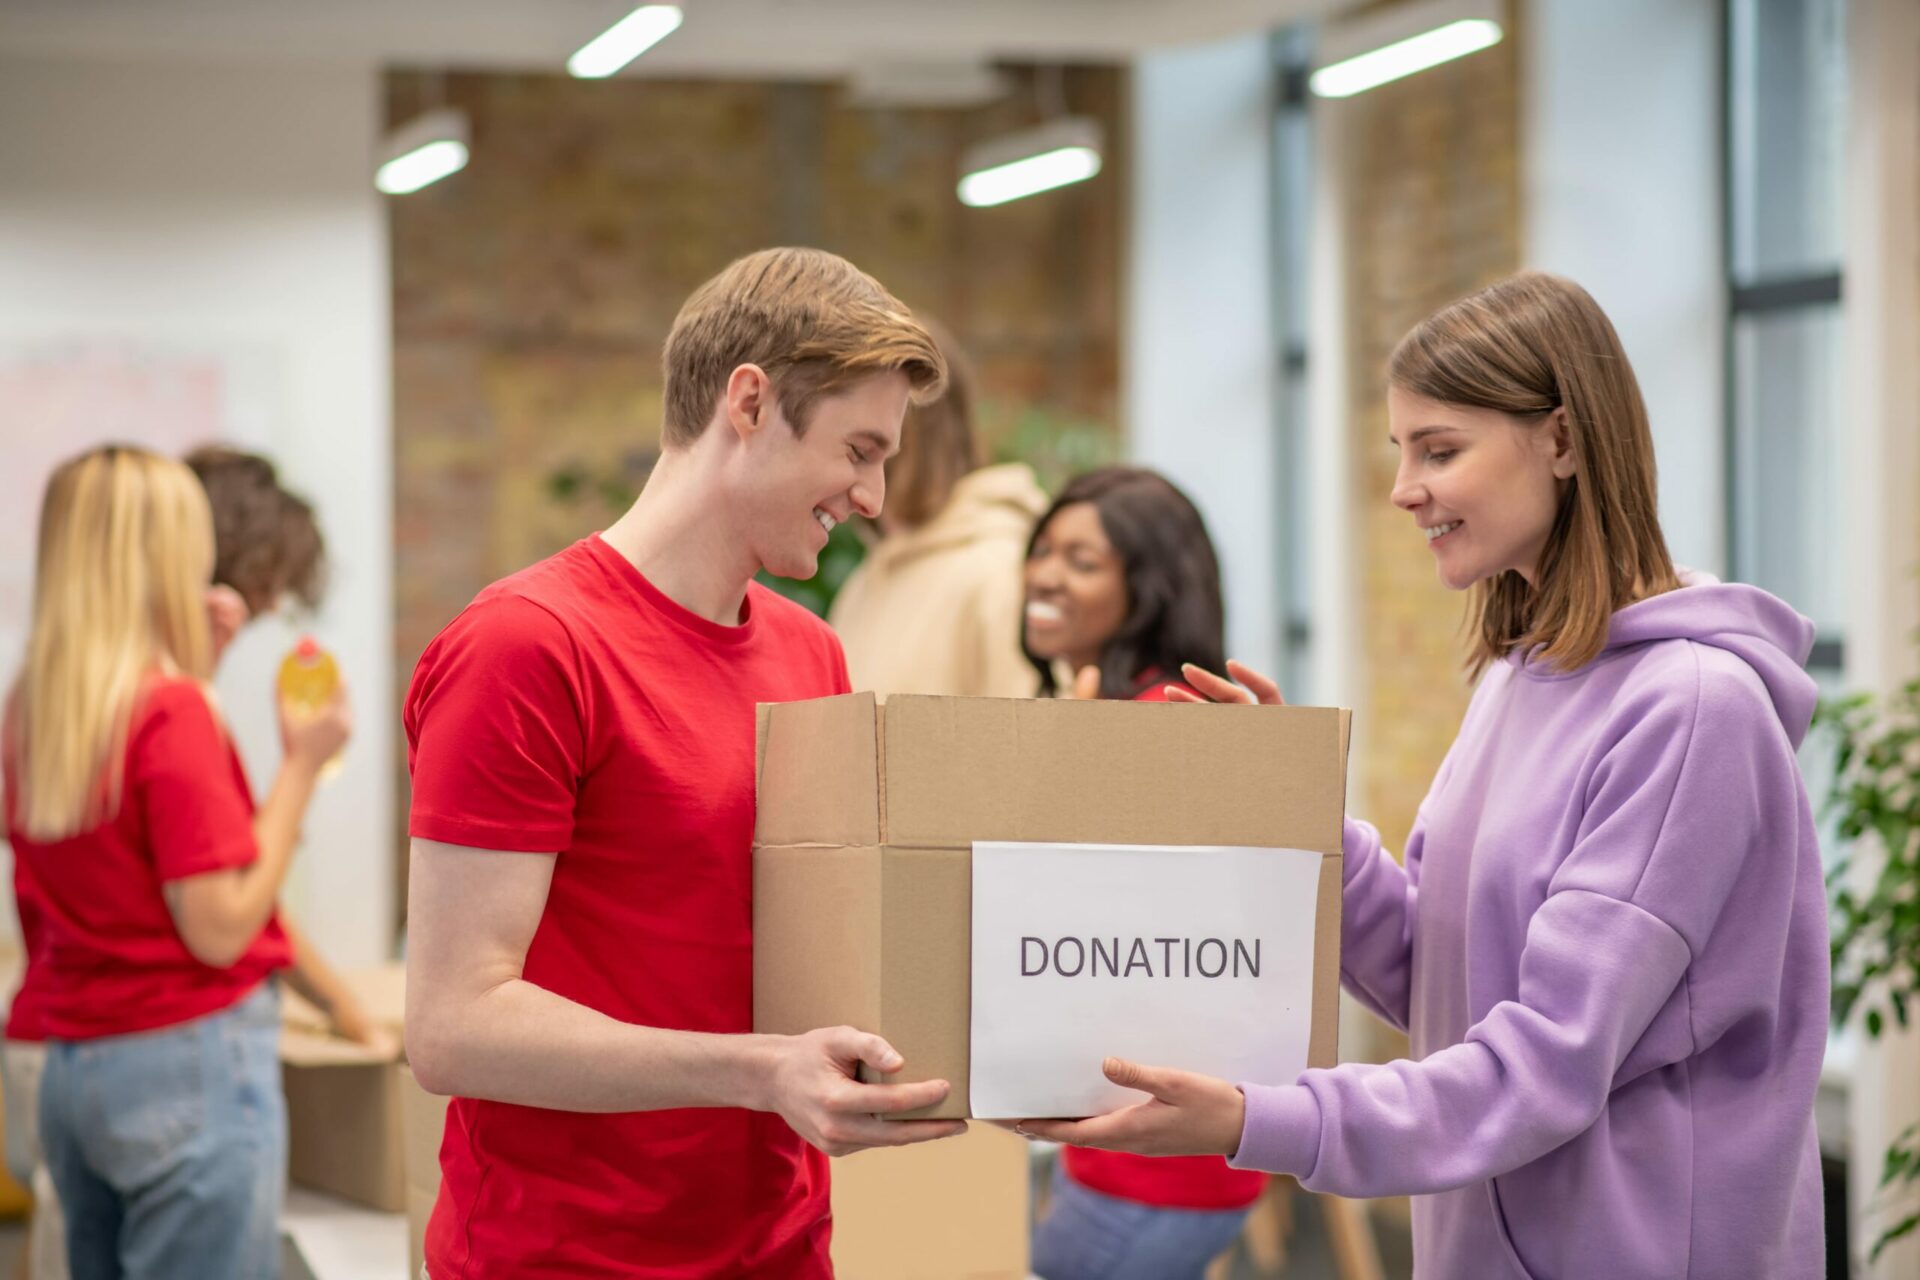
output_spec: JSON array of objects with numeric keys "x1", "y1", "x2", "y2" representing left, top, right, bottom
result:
[
  {"x1": 879, "y1": 697, "x2": 1348, "y2": 853},
  {"x1": 279, "y1": 962, "x2": 406, "y2": 1066},
  {"x1": 756, "y1": 693, "x2": 882, "y2": 849},
  {"x1": 753, "y1": 845, "x2": 884, "y2": 1038},
  {"x1": 280, "y1": 1026, "x2": 402, "y2": 1068}
]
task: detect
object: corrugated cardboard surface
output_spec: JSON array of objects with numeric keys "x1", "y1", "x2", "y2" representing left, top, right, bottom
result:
[
  {"x1": 754, "y1": 845, "x2": 883, "y2": 1038},
  {"x1": 829, "y1": 1123, "x2": 1029, "y2": 1280},
  {"x1": 279, "y1": 964, "x2": 407, "y2": 1211},
  {"x1": 755, "y1": 695, "x2": 1351, "y2": 1120},
  {"x1": 399, "y1": 1065, "x2": 448, "y2": 1280}
]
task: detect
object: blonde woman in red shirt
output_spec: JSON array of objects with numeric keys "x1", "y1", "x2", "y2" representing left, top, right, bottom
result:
[{"x1": 4, "y1": 445, "x2": 347, "y2": 1280}]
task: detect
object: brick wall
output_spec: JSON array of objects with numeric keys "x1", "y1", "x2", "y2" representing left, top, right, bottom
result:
[
  {"x1": 387, "y1": 67, "x2": 1125, "y2": 914},
  {"x1": 1338, "y1": 20, "x2": 1523, "y2": 867}
]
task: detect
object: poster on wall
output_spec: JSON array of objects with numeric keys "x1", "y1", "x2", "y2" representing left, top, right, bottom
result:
[{"x1": 0, "y1": 337, "x2": 283, "y2": 679}]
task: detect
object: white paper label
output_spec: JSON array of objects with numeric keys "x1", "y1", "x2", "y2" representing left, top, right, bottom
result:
[{"x1": 969, "y1": 841, "x2": 1324, "y2": 1119}]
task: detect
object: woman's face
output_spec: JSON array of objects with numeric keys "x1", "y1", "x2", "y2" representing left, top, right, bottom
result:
[
  {"x1": 1024, "y1": 502, "x2": 1129, "y2": 672},
  {"x1": 1387, "y1": 387, "x2": 1575, "y2": 591}
]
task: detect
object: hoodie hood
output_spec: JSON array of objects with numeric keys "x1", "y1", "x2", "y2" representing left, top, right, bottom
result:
[
  {"x1": 862, "y1": 463, "x2": 1048, "y2": 572},
  {"x1": 1572, "y1": 581, "x2": 1819, "y2": 748}
]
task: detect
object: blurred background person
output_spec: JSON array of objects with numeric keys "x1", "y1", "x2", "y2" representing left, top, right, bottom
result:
[
  {"x1": 1019, "y1": 464, "x2": 1264, "y2": 1280},
  {"x1": 186, "y1": 444, "x2": 388, "y2": 1056},
  {"x1": 829, "y1": 321, "x2": 1048, "y2": 699},
  {"x1": 3, "y1": 445, "x2": 350, "y2": 1280}
]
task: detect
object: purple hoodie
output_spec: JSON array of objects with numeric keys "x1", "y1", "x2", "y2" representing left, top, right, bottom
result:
[{"x1": 1233, "y1": 582, "x2": 1828, "y2": 1279}]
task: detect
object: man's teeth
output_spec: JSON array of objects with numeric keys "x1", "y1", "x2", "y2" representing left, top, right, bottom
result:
[
  {"x1": 814, "y1": 510, "x2": 837, "y2": 534},
  {"x1": 1425, "y1": 522, "x2": 1460, "y2": 542},
  {"x1": 1026, "y1": 602, "x2": 1064, "y2": 623}
]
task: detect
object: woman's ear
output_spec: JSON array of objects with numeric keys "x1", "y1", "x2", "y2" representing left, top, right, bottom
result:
[
  {"x1": 205, "y1": 584, "x2": 250, "y2": 660},
  {"x1": 1547, "y1": 406, "x2": 1577, "y2": 480}
]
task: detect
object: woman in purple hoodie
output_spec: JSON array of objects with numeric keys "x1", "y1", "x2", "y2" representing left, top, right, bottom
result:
[{"x1": 1014, "y1": 272, "x2": 1828, "y2": 1279}]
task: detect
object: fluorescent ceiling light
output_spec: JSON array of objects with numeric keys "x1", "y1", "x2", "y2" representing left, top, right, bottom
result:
[
  {"x1": 1310, "y1": 17, "x2": 1503, "y2": 98},
  {"x1": 376, "y1": 107, "x2": 469, "y2": 195},
  {"x1": 958, "y1": 117, "x2": 1103, "y2": 209},
  {"x1": 568, "y1": 5, "x2": 683, "y2": 78},
  {"x1": 847, "y1": 61, "x2": 1010, "y2": 109}
]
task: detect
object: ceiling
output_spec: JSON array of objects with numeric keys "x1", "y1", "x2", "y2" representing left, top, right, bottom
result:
[{"x1": 0, "y1": 0, "x2": 1343, "y2": 78}]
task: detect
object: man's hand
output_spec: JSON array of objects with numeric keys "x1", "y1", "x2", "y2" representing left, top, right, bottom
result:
[
  {"x1": 765, "y1": 1026, "x2": 969, "y2": 1157},
  {"x1": 1009, "y1": 1057, "x2": 1246, "y2": 1158}
]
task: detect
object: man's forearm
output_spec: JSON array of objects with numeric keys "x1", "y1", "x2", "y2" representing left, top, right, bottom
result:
[{"x1": 408, "y1": 973, "x2": 781, "y2": 1114}]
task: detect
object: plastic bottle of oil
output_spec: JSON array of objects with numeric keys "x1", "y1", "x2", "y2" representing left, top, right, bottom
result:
[{"x1": 277, "y1": 636, "x2": 344, "y2": 779}]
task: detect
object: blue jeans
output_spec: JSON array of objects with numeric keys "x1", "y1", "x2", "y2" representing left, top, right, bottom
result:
[
  {"x1": 1032, "y1": 1163, "x2": 1252, "y2": 1280},
  {"x1": 40, "y1": 982, "x2": 287, "y2": 1280}
]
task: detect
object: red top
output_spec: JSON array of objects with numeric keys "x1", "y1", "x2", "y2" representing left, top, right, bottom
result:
[
  {"x1": 5, "y1": 858, "x2": 51, "y2": 1042},
  {"x1": 3, "y1": 677, "x2": 289, "y2": 1040},
  {"x1": 406, "y1": 535, "x2": 852, "y2": 1280},
  {"x1": 1061, "y1": 674, "x2": 1271, "y2": 1211}
]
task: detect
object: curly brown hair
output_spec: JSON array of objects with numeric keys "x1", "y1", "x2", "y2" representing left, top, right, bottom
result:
[{"x1": 184, "y1": 445, "x2": 327, "y2": 615}]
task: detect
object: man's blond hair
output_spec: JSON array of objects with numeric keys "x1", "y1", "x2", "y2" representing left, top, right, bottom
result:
[{"x1": 661, "y1": 247, "x2": 947, "y2": 447}]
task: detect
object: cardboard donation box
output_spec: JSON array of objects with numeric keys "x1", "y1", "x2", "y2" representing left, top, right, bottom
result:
[
  {"x1": 754, "y1": 694, "x2": 1349, "y2": 1121},
  {"x1": 399, "y1": 1065, "x2": 449, "y2": 1279},
  {"x1": 829, "y1": 1123, "x2": 1029, "y2": 1280},
  {"x1": 279, "y1": 964, "x2": 408, "y2": 1211}
]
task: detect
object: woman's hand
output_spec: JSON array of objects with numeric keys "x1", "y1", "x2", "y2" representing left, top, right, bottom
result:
[
  {"x1": 1065, "y1": 665, "x2": 1102, "y2": 701},
  {"x1": 1167, "y1": 659, "x2": 1286, "y2": 707},
  {"x1": 329, "y1": 988, "x2": 400, "y2": 1057},
  {"x1": 1008, "y1": 1057, "x2": 1247, "y2": 1158},
  {"x1": 280, "y1": 679, "x2": 352, "y2": 772}
]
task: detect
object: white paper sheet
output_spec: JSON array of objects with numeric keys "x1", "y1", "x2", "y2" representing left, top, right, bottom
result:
[{"x1": 969, "y1": 840, "x2": 1324, "y2": 1119}]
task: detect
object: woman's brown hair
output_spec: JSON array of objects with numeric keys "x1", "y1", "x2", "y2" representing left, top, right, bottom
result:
[
  {"x1": 1389, "y1": 272, "x2": 1678, "y2": 678},
  {"x1": 879, "y1": 317, "x2": 981, "y2": 531},
  {"x1": 185, "y1": 445, "x2": 327, "y2": 615}
]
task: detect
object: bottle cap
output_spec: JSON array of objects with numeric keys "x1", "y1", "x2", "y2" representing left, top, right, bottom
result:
[{"x1": 294, "y1": 636, "x2": 321, "y2": 661}]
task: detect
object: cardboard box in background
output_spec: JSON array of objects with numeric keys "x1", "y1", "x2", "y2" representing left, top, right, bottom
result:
[
  {"x1": 0, "y1": 946, "x2": 30, "y2": 1219},
  {"x1": 399, "y1": 1064, "x2": 448, "y2": 1279},
  {"x1": 829, "y1": 1124, "x2": 1029, "y2": 1280},
  {"x1": 754, "y1": 694, "x2": 1349, "y2": 1120},
  {"x1": 279, "y1": 963, "x2": 407, "y2": 1212}
]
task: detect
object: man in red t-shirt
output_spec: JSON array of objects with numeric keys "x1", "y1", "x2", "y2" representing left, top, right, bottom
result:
[{"x1": 404, "y1": 248, "x2": 962, "y2": 1278}]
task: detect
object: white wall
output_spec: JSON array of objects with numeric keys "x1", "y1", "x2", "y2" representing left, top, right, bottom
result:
[
  {"x1": 1840, "y1": 3, "x2": 1920, "y2": 1272},
  {"x1": 1128, "y1": 34, "x2": 1284, "y2": 682},
  {"x1": 1522, "y1": 0, "x2": 1726, "y2": 576},
  {"x1": 0, "y1": 56, "x2": 395, "y2": 968}
]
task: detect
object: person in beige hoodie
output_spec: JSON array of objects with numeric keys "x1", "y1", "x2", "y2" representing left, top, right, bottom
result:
[{"x1": 829, "y1": 323, "x2": 1047, "y2": 699}]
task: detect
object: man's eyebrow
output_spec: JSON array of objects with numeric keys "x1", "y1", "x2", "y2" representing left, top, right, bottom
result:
[{"x1": 854, "y1": 429, "x2": 898, "y2": 458}]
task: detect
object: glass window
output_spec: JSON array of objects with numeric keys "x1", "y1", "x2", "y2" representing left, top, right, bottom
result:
[
  {"x1": 1725, "y1": 0, "x2": 1846, "y2": 678},
  {"x1": 1728, "y1": 305, "x2": 1844, "y2": 642}
]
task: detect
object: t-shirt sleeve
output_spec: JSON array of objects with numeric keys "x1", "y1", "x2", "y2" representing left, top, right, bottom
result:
[
  {"x1": 824, "y1": 626, "x2": 853, "y2": 696},
  {"x1": 405, "y1": 595, "x2": 586, "y2": 853},
  {"x1": 131, "y1": 684, "x2": 259, "y2": 883}
]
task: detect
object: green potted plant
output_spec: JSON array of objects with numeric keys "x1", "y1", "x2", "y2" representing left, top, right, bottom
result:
[{"x1": 1823, "y1": 671, "x2": 1920, "y2": 1262}]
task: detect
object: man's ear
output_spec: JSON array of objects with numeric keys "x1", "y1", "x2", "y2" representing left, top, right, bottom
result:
[
  {"x1": 1547, "y1": 406, "x2": 1577, "y2": 480},
  {"x1": 722, "y1": 364, "x2": 774, "y2": 443},
  {"x1": 205, "y1": 584, "x2": 249, "y2": 660}
]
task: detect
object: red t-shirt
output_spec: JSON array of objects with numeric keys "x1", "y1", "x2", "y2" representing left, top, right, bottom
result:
[
  {"x1": 5, "y1": 858, "x2": 52, "y2": 1042},
  {"x1": 1061, "y1": 674, "x2": 1271, "y2": 1211},
  {"x1": 405, "y1": 534, "x2": 852, "y2": 1279},
  {"x1": 2, "y1": 677, "x2": 289, "y2": 1040}
]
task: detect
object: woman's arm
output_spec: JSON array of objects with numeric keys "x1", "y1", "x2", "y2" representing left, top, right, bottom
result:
[{"x1": 165, "y1": 684, "x2": 350, "y2": 968}]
